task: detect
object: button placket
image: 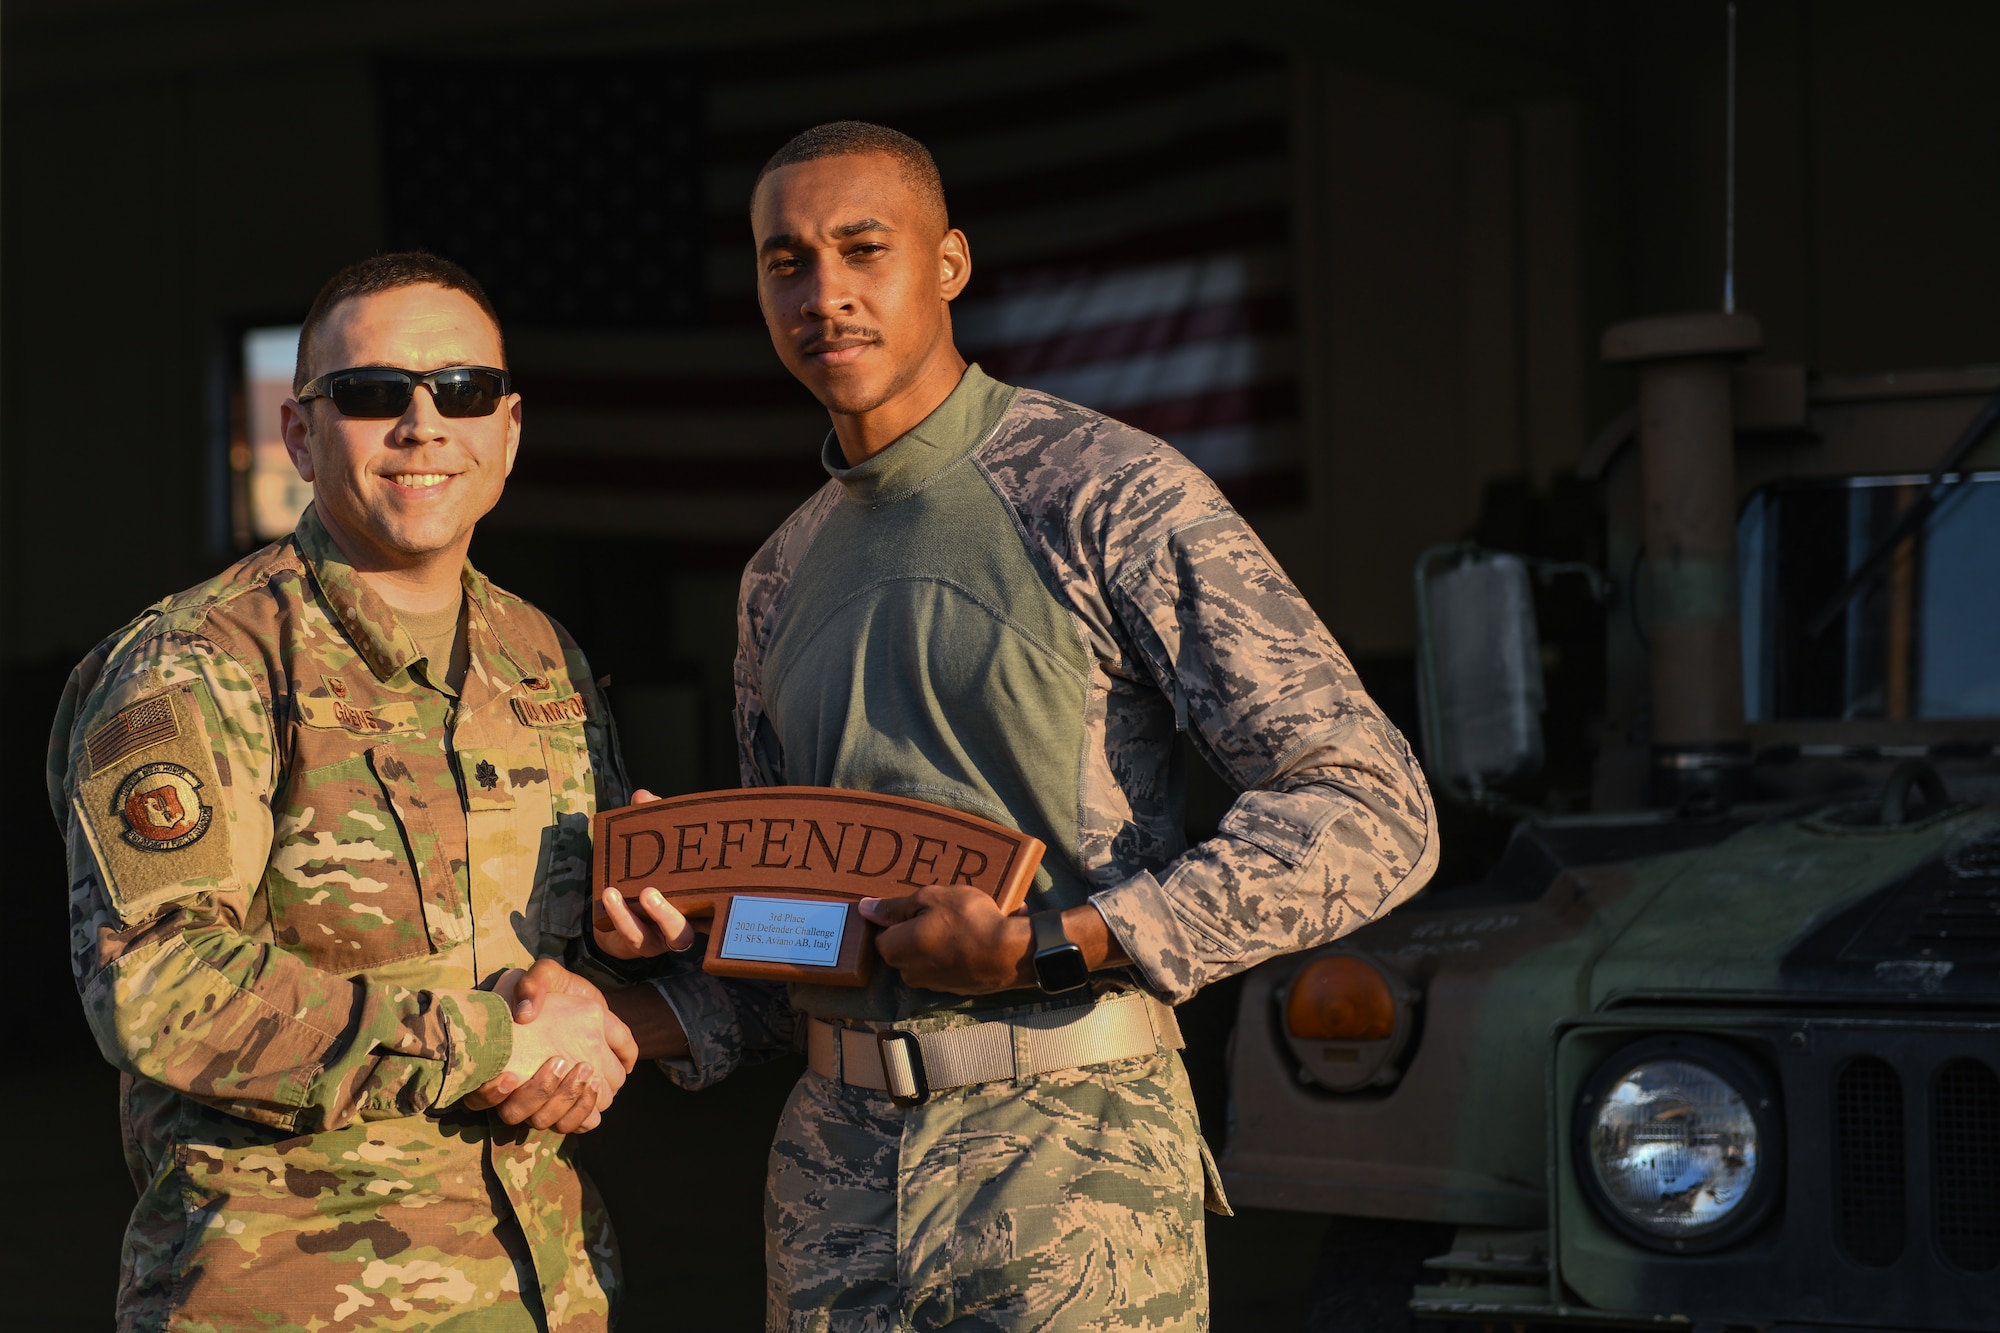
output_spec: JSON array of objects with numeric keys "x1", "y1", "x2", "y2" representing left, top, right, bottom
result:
[{"x1": 452, "y1": 681, "x2": 565, "y2": 965}]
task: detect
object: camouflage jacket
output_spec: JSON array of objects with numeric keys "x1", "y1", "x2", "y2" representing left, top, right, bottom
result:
[
  {"x1": 657, "y1": 369, "x2": 1438, "y2": 1084},
  {"x1": 48, "y1": 504, "x2": 625, "y2": 1330}
]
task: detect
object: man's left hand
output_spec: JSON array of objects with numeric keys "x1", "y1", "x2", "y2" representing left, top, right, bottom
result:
[{"x1": 859, "y1": 885, "x2": 1032, "y2": 994}]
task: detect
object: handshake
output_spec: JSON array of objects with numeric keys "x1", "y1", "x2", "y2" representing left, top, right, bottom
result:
[{"x1": 464, "y1": 960, "x2": 638, "y2": 1133}]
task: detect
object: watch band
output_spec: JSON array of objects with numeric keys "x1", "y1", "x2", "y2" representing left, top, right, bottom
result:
[{"x1": 1031, "y1": 909, "x2": 1071, "y2": 955}]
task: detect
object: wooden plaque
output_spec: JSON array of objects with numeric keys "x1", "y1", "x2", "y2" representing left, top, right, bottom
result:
[{"x1": 591, "y1": 786, "x2": 1045, "y2": 985}]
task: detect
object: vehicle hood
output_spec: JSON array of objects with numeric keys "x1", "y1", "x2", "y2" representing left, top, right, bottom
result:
[{"x1": 1584, "y1": 804, "x2": 1998, "y2": 1007}]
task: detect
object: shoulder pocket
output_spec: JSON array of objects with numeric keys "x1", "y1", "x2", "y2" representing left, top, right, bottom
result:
[{"x1": 73, "y1": 685, "x2": 234, "y2": 926}]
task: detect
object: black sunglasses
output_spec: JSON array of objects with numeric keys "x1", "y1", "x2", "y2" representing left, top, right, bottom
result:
[{"x1": 297, "y1": 365, "x2": 513, "y2": 419}]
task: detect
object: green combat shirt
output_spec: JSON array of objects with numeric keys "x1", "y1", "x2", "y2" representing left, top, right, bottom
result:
[
  {"x1": 48, "y1": 505, "x2": 625, "y2": 1332},
  {"x1": 660, "y1": 366, "x2": 1440, "y2": 1053}
]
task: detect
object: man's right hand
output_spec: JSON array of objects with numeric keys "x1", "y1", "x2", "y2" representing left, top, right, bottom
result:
[
  {"x1": 504, "y1": 989, "x2": 629, "y2": 1103},
  {"x1": 593, "y1": 788, "x2": 701, "y2": 960},
  {"x1": 467, "y1": 978, "x2": 633, "y2": 1132},
  {"x1": 595, "y1": 885, "x2": 698, "y2": 959}
]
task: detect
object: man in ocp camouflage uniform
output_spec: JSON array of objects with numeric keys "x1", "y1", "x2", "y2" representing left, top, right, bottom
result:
[
  {"x1": 50, "y1": 253, "x2": 638, "y2": 1332},
  {"x1": 584, "y1": 123, "x2": 1440, "y2": 1331}
]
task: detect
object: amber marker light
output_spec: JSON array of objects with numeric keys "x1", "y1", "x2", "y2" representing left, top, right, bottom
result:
[{"x1": 1285, "y1": 955, "x2": 1397, "y2": 1041}]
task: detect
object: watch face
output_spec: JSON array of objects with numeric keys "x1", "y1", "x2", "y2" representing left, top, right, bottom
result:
[{"x1": 1035, "y1": 944, "x2": 1090, "y2": 994}]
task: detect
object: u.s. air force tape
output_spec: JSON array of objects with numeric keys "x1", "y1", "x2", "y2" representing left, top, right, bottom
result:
[{"x1": 512, "y1": 693, "x2": 589, "y2": 727}]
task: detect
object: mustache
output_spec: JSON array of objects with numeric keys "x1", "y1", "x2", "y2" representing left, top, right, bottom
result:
[{"x1": 797, "y1": 324, "x2": 882, "y2": 355}]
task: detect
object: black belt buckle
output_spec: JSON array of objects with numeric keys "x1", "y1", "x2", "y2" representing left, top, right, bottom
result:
[{"x1": 876, "y1": 1029, "x2": 930, "y2": 1107}]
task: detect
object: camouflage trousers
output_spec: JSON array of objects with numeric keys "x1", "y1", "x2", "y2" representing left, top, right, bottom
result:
[
  {"x1": 765, "y1": 1035, "x2": 1225, "y2": 1332},
  {"x1": 113, "y1": 1090, "x2": 618, "y2": 1332}
]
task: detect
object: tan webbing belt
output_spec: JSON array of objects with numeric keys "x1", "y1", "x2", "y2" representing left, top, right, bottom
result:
[{"x1": 806, "y1": 990, "x2": 1181, "y2": 1105}]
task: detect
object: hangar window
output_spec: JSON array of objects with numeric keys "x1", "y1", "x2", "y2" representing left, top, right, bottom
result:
[
  {"x1": 1739, "y1": 474, "x2": 2000, "y2": 720},
  {"x1": 230, "y1": 324, "x2": 311, "y2": 545}
]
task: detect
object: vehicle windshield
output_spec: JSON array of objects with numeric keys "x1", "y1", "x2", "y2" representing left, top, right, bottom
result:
[{"x1": 1740, "y1": 473, "x2": 2000, "y2": 720}]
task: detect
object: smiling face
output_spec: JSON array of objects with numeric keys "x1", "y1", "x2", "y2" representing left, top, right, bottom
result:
[
  {"x1": 752, "y1": 151, "x2": 970, "y2": 459},
  {"x1": 279, "y1": 283, "x2": 520, "y2": 580}
]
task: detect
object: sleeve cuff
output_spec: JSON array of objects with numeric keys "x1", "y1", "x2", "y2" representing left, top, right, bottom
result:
[
  {"x1": 647, "y1": 963, "x2": 742, "y2": 1091},
  {"x1": 1089, "y1": 870, "x2": 1206, "y2": 1006},
  {"x1": 432, "y1": 988, "x2": 516, "y2": 1108}
]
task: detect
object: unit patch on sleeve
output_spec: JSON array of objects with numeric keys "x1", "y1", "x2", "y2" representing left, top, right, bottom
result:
[{"x1": 112, "y1": 762, "x2": 213, "y2": 851}]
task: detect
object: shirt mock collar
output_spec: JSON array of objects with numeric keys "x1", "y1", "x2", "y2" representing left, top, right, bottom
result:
[{"x1": 820, "y1": 363, "x2": 1017, "y2": 505}]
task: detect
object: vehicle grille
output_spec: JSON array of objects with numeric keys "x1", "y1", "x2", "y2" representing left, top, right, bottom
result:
[
  {"x1": 1933, "y1": 1058, "x2": 2000, "y2": 1271},
  {"x1": 1834, "y1": 1056, "x2": 1907, "y2": 1265}
]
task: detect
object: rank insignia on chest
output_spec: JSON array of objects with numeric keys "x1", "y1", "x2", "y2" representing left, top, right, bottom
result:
[
  {"x1": 475, "y1": 759, "x2": 500, "y2": 790},
  {"x1": 112, "y1": 761, "x2": 213, "y2": 851}
]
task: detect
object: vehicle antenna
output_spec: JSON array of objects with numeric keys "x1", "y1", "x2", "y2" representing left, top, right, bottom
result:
[{"x1": 1722, "y1": 1, "x2": 1737, "y2": 313}]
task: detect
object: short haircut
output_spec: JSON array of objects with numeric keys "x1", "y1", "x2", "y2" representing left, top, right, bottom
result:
[
  {"x1": 293, "y1": 251, "x2": 503, "y2": 393},
  {"x1": 752, "y1": 121, "x2": 948, "y2": 227}
]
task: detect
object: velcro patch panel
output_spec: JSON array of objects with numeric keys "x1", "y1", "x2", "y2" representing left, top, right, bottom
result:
[{"x1": 75, "y1": 685, "x2": 234, "y2": 923}]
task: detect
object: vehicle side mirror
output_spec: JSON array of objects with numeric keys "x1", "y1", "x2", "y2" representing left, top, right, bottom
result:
[{"x1": 1415, "y1": 546, "x2": 1547, "y2": 803}]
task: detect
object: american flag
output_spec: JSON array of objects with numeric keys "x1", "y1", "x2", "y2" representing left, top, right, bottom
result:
[{"x1": 476, "y1": 5, "x2": 1303, "y2": 555}]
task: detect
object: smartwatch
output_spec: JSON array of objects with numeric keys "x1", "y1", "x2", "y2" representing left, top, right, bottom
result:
[{"x1": 1030, "y1": 910, "x2": 1090, "y2": 994}]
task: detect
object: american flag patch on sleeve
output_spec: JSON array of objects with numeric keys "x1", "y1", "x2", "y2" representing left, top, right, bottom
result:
[{"x1": 86, "y1": 694, "x2": 181, "y2": 775}]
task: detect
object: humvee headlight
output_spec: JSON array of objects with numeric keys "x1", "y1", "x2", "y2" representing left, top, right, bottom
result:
[{"x1": 1575, "y1": 1037, "x2": 1781, "y2": 1252}]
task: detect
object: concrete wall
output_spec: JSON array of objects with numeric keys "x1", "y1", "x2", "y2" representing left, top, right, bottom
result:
[
  {"x1": 1613, "y1": 0, "x2": 2000, "y2": 375},
  {"x1": 1255, "y1": 0, "x2": 2000, "y2": 659},
  {"x1": 3, "y1": 56, "x2": 382, "y2": 661},
  {"x1": 1283, "y1": 73, "x2": 1590, "y2": 656}
]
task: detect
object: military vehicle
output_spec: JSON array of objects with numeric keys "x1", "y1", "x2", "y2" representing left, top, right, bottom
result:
[{"x1": 1218, "y1": 306, "x2": 2000, "y2": 1331}]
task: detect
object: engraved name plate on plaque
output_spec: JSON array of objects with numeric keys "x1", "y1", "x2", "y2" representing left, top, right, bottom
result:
[
  {"x1": 717, "y1": 896, "x2": 850, "y2": 969},
  {"x1": 591, "y1": 787, "x2": 1045, "y2": 985}
]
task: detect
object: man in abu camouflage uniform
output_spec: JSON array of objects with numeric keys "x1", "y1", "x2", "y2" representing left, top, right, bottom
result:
[
  {"x1": 588, "y1": 123, "x2": 1440, "y2": 1330},
  {"x1": 49, "y1": 253, "x2": 639, "y2": 1332}
]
